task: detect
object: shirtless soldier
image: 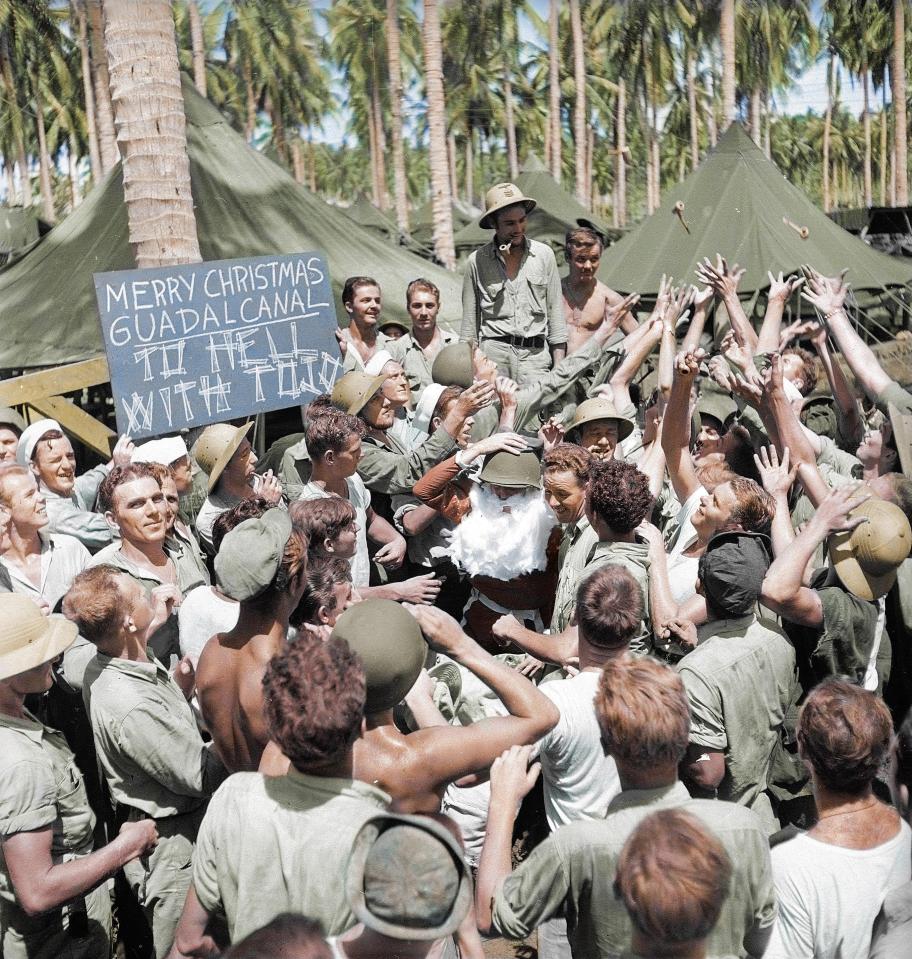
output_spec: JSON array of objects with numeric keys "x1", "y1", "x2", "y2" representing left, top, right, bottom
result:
[
  {"x1": 195, "y1": 508, "x2": 308, "y2": 772},
  {"x1": 562, "y1": 227, "x2": 638, "y2": 355}
]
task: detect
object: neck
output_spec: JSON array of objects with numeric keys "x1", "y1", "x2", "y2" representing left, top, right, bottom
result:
[
  {"x1": 218, "y1": 475, "x2": 252, "y2": 500},
  {"x1": 617, "y1": 762, "x2": 678, "y2": 793},
  {"x1": 6, "y1": 523, "x2": 43, "y2": 562},
  {"x1": 338, "y1": 929, "x2": 430, "y2": 959},
  {"x1": 120, "y1": 537, "x2": 168, "y2": 567},
  {"x1": 568, "y1": 274, "x2": 597, "y2": 295},
  {"x1": 294, "y1": 748, "x2": 355, "y2": 780},
  {"x1": 234, "y1": 601, "x2": 291, "y2": 639},
  {"x1": 413, "y1": 325, "x2": 436, "y2": 349},
  {"x1": 101, "y1": 631, "x2": 149, "y2": 663},
  {"x1": 309, "y1": 465, "x2": 348, "y2": 495},
  {"x1": 630, "y1": 930, "x2": 705, "y2": 959},
  {"x1": 579, "y1": 640, "x2": 626, "y2": 672},
  {"x1": 863, "y1": 461, "x2": 883, "y2": 482},
  {"x1": 814, "y1": 781, "x2": 877, "y2": 819},
  {"x1": 349, "y1": 322, "x2": 377, "y2": 346},
  {"x1": 0, "y1": 681, "x2": 26, "y2": 719}
]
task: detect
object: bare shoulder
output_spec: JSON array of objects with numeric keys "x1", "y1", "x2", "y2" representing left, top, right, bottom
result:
[{"x1": 598, "y1": 281, "x2": 624, "y2": 306}]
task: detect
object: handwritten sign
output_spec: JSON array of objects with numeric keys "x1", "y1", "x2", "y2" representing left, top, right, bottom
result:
[{"x1": 94, "y1": 252, "x2": 342, "y2": 438}]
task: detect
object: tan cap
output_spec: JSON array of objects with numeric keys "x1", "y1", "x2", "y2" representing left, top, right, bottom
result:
[
  {"x1": 0, "y1": 594, "x2": 77, "y2": 682},
  {"x1": 830, "y1": 498, "x2": 912, "y2": 600},
  {"x1": 478, "y1": 448, "x2": 542, "y2": 489},
  {"x1": 479, "y1": 182, "x2": 537, "y2": 229},
  {"x1": 193, "y1": 421, "x2": 253, "y2": 492},
  {"x1": 0, "y1": 406, "x2": 25, "y2": 435},
  {"x1": 567, "y1": 398, "x2": 635, "y2": 441},
  {"x1": 331, "y1": 371, "x2": 387, "y2": 416},
  {"x1": 888, "y1": 403, "x2": 912, "y2": 478}
]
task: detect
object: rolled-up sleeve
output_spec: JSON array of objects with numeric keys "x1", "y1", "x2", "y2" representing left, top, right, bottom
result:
[
  {"x1": 491, "y1": 837, "x2": 571, "y2": 940},
  {"x1": 461, "y1": 257, "x2": 480, "y2": 342},
  {"x1": 544, "y1": 252, "x2": 567, "y2": 346}
]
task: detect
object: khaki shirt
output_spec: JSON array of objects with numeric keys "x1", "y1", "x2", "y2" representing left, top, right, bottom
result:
[
  {"x1": 358, "y1": 425, "x2": 456, "y2": 496},
  {"x1": 491, "y1": 781, "x2": 776, "y2": 958},
  {"x1": 0, "y1": 709, "x2": 110, "y2": 959},
  {"x1": 550, "y1": 516, "x2": 599, "y2": 632},
  {"x1": 387, "y1": 329, "x2": 458, "y2": 399},
  {"x1": 82, "y1": 653, "x2": 227, "y2": 819},
  {"x1": 340, "y1": 329, "x2": 391, "y2": 373},
  {"x1": 679, "y1": 615, "x2": 798, "y2": 832},
  {"x1": 192, "y1": 770, "x2": 390, "y2": 941},
  {"x1": 88, "y1": 540, "x2": 208, "y2": 663},
  {"x1": 460, "y1": 238, "x2": 567, "y2": 346},
  {"x1": 0, "y1": 531, "x2": 90, "y2": 611},
  {"x1": 42, "y1": 465, "x2": 113, "y2": 554},
  {"x1": 876, "y1": 379, "x2": 912, "y2": 416}
]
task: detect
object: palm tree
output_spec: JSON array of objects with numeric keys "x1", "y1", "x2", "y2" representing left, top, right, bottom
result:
[
  {"x1": 720, "y1": 0, "x2": 736, "y2": 128},
  {"x1": 386, "y1": 0, "x2": 410, "y2": 237},
  {"x1": 71, "y1": 0, "x2": 101, "y2": 182},
  {"x1": 568, "y1": 0, "x2": 586, "y2": 205},
  {"x1": 86, "y1": 0, "x2": 118, "y2": 172},
  {"x1": 187, "y1": 0, "x2": 206, "y2": 95},
  {"x1": 104, "y1": 0, "x2": 201, "y2": 266},
  {"x1": 892, "y1": 0, "x2": 907, "y2": 204},
  {"x1": 548, "y1": 0, "x2": 560, "y2": 181},
  {"x1": 422, "y1": 0, "x2": 455, "y2": 269}
]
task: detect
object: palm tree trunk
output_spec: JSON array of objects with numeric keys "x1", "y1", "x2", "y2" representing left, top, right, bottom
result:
[
  {"x1": 386, "y1": 0, "x2": 410, "y2": 235},
  {"x1": 569, "y1": 0, "x2": 586, "y2": 205},
  {"x1": 87, "y1": 0, "x2": 119, "y2": 172},
  {"x1": 447, "y1": 132, "x2": 457, "y2": 200},
  {"x1": 504, "y1": 73, "x2": 519, "y2": 180},
  {"x1": 586, "y1": 124, "x2": 594, "y2": 202},
  {"x1": 104, "y1": 0, "x2": 201, "y2": 267},
  {"x1": 749, "y1": 87, "x2": 761, "y2": 144},
  {"x1": 0, "y1": 36, "x2": 29, "y2": 207},
  {"x1": 4, "y1": 161, "x2": 14, "y2": 205},
  {"x1": 548, "y1": 0, "x2": 561, "y2": 182},
  {"x1": 308, "y1": 133, "x2": 317, "y2": 192},
  {"x1": 704, "y1": 73, "x2": 718, "y2": 147},
  {"x1": 291, "y1": 139, "x2": 304, "y2": 184},
  {"x1": 243, "y1": 59, "x2": 256, "y2": 143},
  {"x1": 371, "y1": 79, "x2": 389, "y2": 209},
  {"x1": 893, "y1": 0, "x2": 908, "y2": 205},
  {"x1": 73, "y1": 0, "x2": 102, "y2": 182},
  {"x1": 615, "y1": 77, "x2": 626, "y2": 227},
  {"x1": 422, "y1": 0, "x2": 455, "y2": 269},
  {"x1": 863, "y1": 66, "x2": 873, "y2": 207},
  {"x1": 763, "y1": 93, "x2": 771, "y2": 158},
  {"x1": 367, "y1": 91, "x2": 382, "y2": 207},
  {"x1": 652, "y1": 121, "x2": 661, "y2": 207},
  {"x1": 270, "y1": 96, "x2": 288, "y2": 165},
  {"x1": 720, "y1": 0, "x2": 736, "y2": 128},
  {"x1": 188, "y1": 0, "x2": 207, "y2": 96},
  {"x1": 465, "y1": 130, "x2": 473, "y2": 206},
  {"x1": 881, "y1": 103, "x2": 888, "y2": 205},
  {"x1": 34, "y1": 87, "x2": 55, "y2": 223},
  {"x1": 68, "y1": 138, "x2": 81, "y2": 208},
  {"x1": 823, "y1": 55, "x2": 833, "y2": 213},
  {"x1": 687, "y1": 48, "x2": 699, "y2": 169}
]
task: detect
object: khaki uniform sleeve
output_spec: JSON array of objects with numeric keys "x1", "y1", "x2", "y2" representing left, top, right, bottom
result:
[
  {"x1": 491, "y1": 836, "x2": 572, "y2": 940},
  {"x1": 543, "y1": 250, "x2": 567, "y2": 346},
  {"x1": 678, "y1": 664, "x2": 727, "y2": 751},
  {"x1": 0, "y1": 759, "x2": 58, "y2": 836},
  {"x1": 461, "y1": 255, "x2": 480, "y2": 343},
  {"x1": 357, "y1": 427, "x2": 456, "y2": 496}
]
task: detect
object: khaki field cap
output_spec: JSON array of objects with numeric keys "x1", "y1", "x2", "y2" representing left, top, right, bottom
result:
[
  {"x1": 193, "y1": 421, "x2": 253, "y2": 492},
  {"x1": 478, "y1": 448, "x2": 541, "y2": 490},
  {"x1": 0, "y1": 405, "x2": 26, "y2": 435},
  {"x1": 830, "y1": 498, "x2": 912, "y2": 600},
  {"x1": 888, "y1": 403, "x2": 912, "y2": 477},
  {"x1": 568, "y1": 398, "x2": 635, "y2": 441},
  {"x1": 0, "y1": 594, "x2": 77, "y2": 682},
  {"x1": 215, "y1": 508, "x2": 293, "y2": 602},
  {"x1": 331, "y1": 371, "x2": 387, "y2": 416},
  {"x1": 346, "y1": 813, "x2": 473, "y2": 940},
  {"x1": 479, "y1": 182, "x2": 537, "y2": 229},
  {"x1": 431, "y1": 342, "x2": 475, "y2": 389},
  {"x1": 331, "y1": 599, "x2": 427, "y2": 713}
]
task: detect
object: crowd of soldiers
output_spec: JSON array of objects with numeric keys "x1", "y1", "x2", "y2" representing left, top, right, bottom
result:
[{"x1": 1, "y1": 181, "x2": 911, "y2": 959}]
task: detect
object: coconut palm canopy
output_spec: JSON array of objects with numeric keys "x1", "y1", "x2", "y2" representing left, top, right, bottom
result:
[
  {"x1": 598, "y1": 124, "x2": 912, "y2": 299},
  {"x1": 0, "y1": 77, "x2": 464, "y2": 369},
  {"x1": 452, "y1": 154, "x2": 617, "y2": 261}
]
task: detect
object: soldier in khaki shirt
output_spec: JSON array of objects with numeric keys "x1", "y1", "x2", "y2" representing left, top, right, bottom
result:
[
  {"x1": 64, "y1": 567, "x2": 227, "y2": 958},
  {"x1": 0, "y1": 594, "x2": 156, "y2": 959}
]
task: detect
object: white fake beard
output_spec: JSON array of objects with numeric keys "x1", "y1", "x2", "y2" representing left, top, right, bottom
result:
[{"x1": 446, "y1": 484, "x2": 558, "y2": 579}]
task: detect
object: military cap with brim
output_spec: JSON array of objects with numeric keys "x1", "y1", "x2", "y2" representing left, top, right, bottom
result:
[
  {"x1": 698, "y1": 530, "x2": 773, "y2": 617},
  {"x1": 215, "y1": 508, "x2": 293, "y2": 601},
  {"x1": 479, "y1": 182, "x2": 537, "y2": 230},
  {"x1": 378, "y1": 317, "x2": 411, "y2": 335},
  {"x1": 0, "y1": 594, "x2": 77, "y2": 682},
  {"x1": 567, "y1": 398, "x2": 635, "y2": 442},
  {"x1": 331, "y1": 599, "x2": 427, "y2": 713},
  {"x1": 830, "y1": 498, "x2": 912, "y2": 601},
  {"x1": 346, "y1": 813, "x2": 473, "y2": 940},
  {"x1": 696, "y1": 391, "x2": 738, "y2": 430},
  {"x1": 331, "y1": 371, "x2": 387, "y2": 416},
  {"x1": 888, "y1": 403, "x2": 912, "y2": 478},
  {"x1": 431, "y1": 342, "x2": 475, "y2": 389},
  {"x1": 478, "y1": 448, "x2": 541, "y2": 489},
  {"x1": 0, "y1": 405, "x2": 26, "y2": 435},
  {"x1": 193, "y1": 421, "x2": 253, "y2": 493},
  {"x1": 801, "y1": 394, "x2": 838, "y2": 441}
]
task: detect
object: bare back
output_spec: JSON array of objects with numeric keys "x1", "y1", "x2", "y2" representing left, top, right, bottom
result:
[
  {"x1": 562, "y1": 278, "x2": 624, "y2": 354},
  {"x1": 196, "y1": 629, "x2": 284, "y2": 773}
]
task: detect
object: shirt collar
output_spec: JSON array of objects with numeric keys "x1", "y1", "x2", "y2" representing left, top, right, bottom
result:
[
  {"x1": 286, "y1": 767, "x2": 391, "y2": 806},
  {"x1": 696, "y1": 613, "x2": 756, "y2": 641},
  {"x1": 484, "y1": 236, "x2": 532, "y2": 261},
  {"x1": 606, "y1": 780, "x2": 690, "y2": 814},
  {"x1": 95, "y1": 651, "x2": 166, "y2": 683},
  {"x1": 0, "y1": 707, "x2": 46, "y2": 742}
]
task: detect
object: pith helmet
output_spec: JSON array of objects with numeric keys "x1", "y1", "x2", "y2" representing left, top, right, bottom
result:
[
  {"x1": 478, "y1": 448, "x2": 542, "y2": 489},
  {"x1": 193, "y1": 421, "x2": 253, "y2": 492},
  {"x1": 331, "y1": 599, "x2": 427, "y2": 713},
  {"x1": 830, "y1": 498, "x2": 912, "y2": 600},
  {"x1": 567, "y1": 398, "x2": 635, "y2": 442},
  {"x1": 479, "y1": 182, "x2": 537, "y2": 229},
  {"x1": 431, "y1": 342, "x2": 475, "y2": 389},
  {"x1": 0, "y1": 594, "x2": 77, "y2": 682},
  {"x1": 696, "y1": 391, "x2": 738, "y2": 429},
  {"x1": 331, "y1": 371, "x2": 387, "y2": 416}
]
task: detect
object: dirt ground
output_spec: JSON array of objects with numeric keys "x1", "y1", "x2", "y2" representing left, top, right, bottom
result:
[{"x1": 482, "y1": 933, "x2": 537, "y2": 957}]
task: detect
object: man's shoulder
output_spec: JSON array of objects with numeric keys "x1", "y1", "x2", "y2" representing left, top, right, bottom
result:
[
  {"x1": 680, "y1": 797, "x2": 772, "y2": 850},
  {"x1": 87, "y1": 542, "x2": 123, "y2": 567}
]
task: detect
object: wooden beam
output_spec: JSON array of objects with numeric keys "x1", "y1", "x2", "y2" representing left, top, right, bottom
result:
[
  {"x1": 26, "y1": 397, "x2": 115, "y2": 458},
  {"x1": 0, "y1": 357, "x2": 110, "y2": 406}
]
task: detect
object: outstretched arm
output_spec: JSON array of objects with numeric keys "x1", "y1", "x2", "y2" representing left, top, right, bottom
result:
[
  {"x1": 808, "y1": 322, "x2": 863, "y2": 447},
  {"x1": 661, "y1": 349, "x2": 703, "y2": 503},
  {"x1": 756, "y1": 271, "x2": 804, "y2": 353},
  {"x1": 695, "y1": 254, "x2": 758, "y2": 351}
]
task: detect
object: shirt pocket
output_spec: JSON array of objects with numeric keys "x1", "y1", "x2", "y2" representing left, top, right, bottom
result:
[
  {"x1": 525, "y1": 280, "x2": 549, "y2": 319},
  {"x1": 479, "y1": 277, "x2": 510, "y2": 319}
]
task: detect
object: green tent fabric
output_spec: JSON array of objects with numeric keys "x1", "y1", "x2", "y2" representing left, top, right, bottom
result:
[
  {"x1": 0, "y1": 206, "x2": 49, "y2": 261},
  {"x1": 410, "y1": 197, "x2": 478, "y2": 248},
  {"x1": 598, "y1": 123, "x2": 912, "y2": 300},
  {"x1": 452, "y1": 155, "x2": 615, "y2": 260},
  {"x1": 0, "y1": 78, "x2": 463, "y2": 369},
  {"x1": 345, "y1": 193, "x2": 398, "y2": 238}
]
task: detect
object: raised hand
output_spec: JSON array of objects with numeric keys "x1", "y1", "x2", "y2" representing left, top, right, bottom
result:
[
  {"x1": 111, "y1": 434, "x2": 135, "y2": 468},
  {"x1": 800, "y1": 264, "x2": 849, "y2": 317},
  {"x1": 394, "y1": 572, "x2": 441, "y2": 604},
  {"x1": 691, "y1": 285, "x2": 714, "y2": 311},
  {"x1": 489, "y1": 744, "x2": 541, "y2": 809},
  {"x1": 257, "y1": 469, "x2": 283, "y2": 504},
  {"x1": 675, "y1": 348, "x2": 705, "y2": 378},
  {"x1": 754, "y1": 445, "x2": 798, "y2": 499},
  {"x1": 813, "y1": 484, "x2": 871, "y2": 536},
  {"x1": 456, "y1": 380, "x2": 496, "y2": 416},
  {"x1": 494, "y1": 376, "x2": 518, "y2": 411},
  {"x1": 538, "y1": 416, "x2": 565, "y2": 452},
  {"x1": 406, "y1": 603, "x2": 470, "y2": 654},
  {"x1": 767, "y1": 271, "x2": 804, "y2": 303},
  {"x1": 721, "y1": 329, "x2": 752, "y2": 374},
  {"x1": 694, "y1": 254, "x2": 745, "y2": 301},
  {"x1": 601, "y1": 292, "x2": 641, "y2": 340}
]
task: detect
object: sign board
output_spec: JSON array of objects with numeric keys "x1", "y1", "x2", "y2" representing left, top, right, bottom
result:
[{"x1": 94, "y1": 251, "x2": 342, "y2": 438}]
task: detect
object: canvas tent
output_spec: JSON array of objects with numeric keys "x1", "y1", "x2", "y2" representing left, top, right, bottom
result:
[
  {"x1": 452, "y1": 155, "x2": 616, "y2": 262},
  {"x1": 0, "y1": 77, "x2": 464, "y2": 369},
  {"x1": 345, "y1": 193, "x2": 399, "y2": 239},
  {"x1": 598, "y1": 124, "x2": 912, "y2": 326},
  {"x1": 410, "y1": 196, "x2": 477, "y2": 247},
  {"x1": 0, "y1": 206, "x2": 50, "y2": 265}
]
